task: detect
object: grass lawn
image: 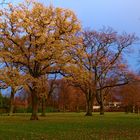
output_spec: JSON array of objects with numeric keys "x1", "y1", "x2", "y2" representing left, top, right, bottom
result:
[{"x1": 0, "y1": 112, "x2": 140, "y2": 140}]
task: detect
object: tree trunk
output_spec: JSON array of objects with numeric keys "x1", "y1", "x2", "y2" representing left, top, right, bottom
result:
[
  {"x1": 125, "y1": 106, "x2": 129, "y2": 113},
  {"x1": 100, "y1": 102, "x2": 104, "y2": 115},
  {"x1": 96, "y1": 90, "x2": 105, "y2": 115},
  {"x1": 85, "y1": 94, "x2": 94, "y2": 116},
  {"x1": 76, "y1": 105, "x2": 80, "y2": 112},
  {"x1": 30, "y1": 93, "x2": 39, "y2": 120},
  {"x1": 63, "y1": 102, "x2": 66, "y2": 112},
  {"x1": 8, "y1": 90, "x2": 14, "y2": 116},
  {"x1": 137, "y1": 108, "x2": 140, "y2": 114},
  {"x1": 99, "y1": 92, "x2": 104, "y2": 115},
  {"x1": 132, "y1": 105, "x2": 135, "y2": 113},
  {"x1": 41, "y1": 98, "x2": 46, "y2": 116}
]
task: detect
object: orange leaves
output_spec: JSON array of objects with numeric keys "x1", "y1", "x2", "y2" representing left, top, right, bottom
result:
[{"x1": 0, "y1": 67, "x2": 26, "y2": 89}]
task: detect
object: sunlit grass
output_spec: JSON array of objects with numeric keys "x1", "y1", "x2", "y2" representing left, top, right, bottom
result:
[{"x1": 0, "y1": 112, "x2": 140, "y2": 140}]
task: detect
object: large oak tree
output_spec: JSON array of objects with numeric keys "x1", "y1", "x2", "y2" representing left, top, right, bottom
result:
[{"x1": 0, "y1": 1, "x2": 81, "y2": 120}]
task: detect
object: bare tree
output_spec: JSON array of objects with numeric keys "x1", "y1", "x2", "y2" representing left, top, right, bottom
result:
[{"x1": 66, "y1": 28, "x2": 136, "y2": 116}]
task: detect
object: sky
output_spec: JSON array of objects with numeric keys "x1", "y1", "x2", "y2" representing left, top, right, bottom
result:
[{"x1": 4, "y1": 0, "x2": 140, "y2": 71}]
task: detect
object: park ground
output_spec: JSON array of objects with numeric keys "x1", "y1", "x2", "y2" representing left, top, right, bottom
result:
[{"x1": 0, "y1": 112, "x2": 140, "y2": 140}]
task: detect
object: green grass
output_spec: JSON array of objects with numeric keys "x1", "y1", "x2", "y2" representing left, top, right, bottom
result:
[{"x1": 0, "y1": 112, "x2": 140, "y2": 140}]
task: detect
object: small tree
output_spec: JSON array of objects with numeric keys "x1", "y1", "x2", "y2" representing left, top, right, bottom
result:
[{"x1": 0, "y1": 65, "x2": 26, "y2": 115}]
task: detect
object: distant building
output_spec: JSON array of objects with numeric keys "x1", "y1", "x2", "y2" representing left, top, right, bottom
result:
[
  {"x1": 93, "y1": 105, "x2": 100, "y2": 110},
  {"x1": 108, "y1": 101, "x2": 122, "y2": 108}
]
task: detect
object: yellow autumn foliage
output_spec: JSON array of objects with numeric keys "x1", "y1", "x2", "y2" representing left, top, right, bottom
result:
[{"x1": 0, "y1": 1, "x2": 81, "y2": 97}]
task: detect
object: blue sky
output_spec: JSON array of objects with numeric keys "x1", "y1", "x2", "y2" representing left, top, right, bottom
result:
[{"x1": 7, "y1": 0, "x2": 140, "y2": 71}]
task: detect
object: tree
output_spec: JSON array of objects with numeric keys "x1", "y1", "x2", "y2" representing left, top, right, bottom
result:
[
  {"x1": 0, "y1": 92, "x2": 10, "y2": 113},
  {"x1": 66, "y1": 28, "x2": 136, "y2": 116},
  {"x1": 0, "y1": 1, "x2": 81, "y2": 120},
  {"x1": 39, "y1": 74, "x2": 57, "y2": 116},
  {"x1": 0, "y1": 65, "x2": 25, "y2": 115},
  {"x1": 120, "y1": 73, "x2": 140, "y2": 113},
  {"x1": 47, "y1": 79, "x2": 86, "y2": 112}
]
